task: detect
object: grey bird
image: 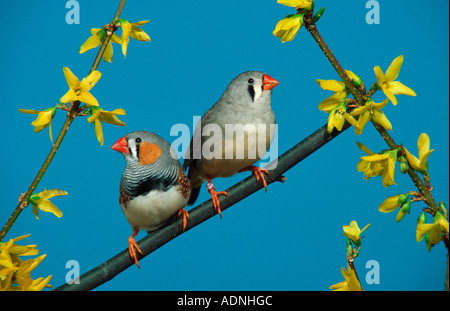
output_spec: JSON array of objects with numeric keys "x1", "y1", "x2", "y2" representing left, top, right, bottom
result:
[
  {"x1": 183, "y1": 71, "x2": 279, "y2": 217},
  {"x1": 112, "y1": 130, "x2": 191, "y2": 268}
]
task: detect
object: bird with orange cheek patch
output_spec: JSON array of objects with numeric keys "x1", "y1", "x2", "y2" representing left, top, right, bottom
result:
[{"x1": 112, "y1": 131, "x2": 191, "y2": 268}]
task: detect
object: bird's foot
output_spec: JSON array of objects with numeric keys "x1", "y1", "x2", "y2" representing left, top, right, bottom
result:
[
  {"x1": 206, "y1": 180, "x2": 229, "y2": 219},
  {"x1": 177, "y1": 208, "x2": 190, "y2": 231},
  {"x1": 239, "y1": 166, "x2": 270, "y2": 192},
  {"x1": 128, "y1": 228, "x2": 143, "y2": 269}
]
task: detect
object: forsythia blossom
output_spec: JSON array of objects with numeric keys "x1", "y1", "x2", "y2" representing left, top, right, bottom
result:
[
  {"x1": 80, "y1": 28, "x2": 122, "y2": 63},
  {"x1": 329, "y1": 264, "x2": 362, "y2": 291},
  {"x1": 277, "y1": 0, "x2": 313, "y2": 9},
  {"x1": 374, "y1": 55, "x2": 416, "y2": 105},
  {"x1": 350, "y1": 99, "x2": 392, "y2": 135},
  {"x1": 28, "y1": 189, "x2": 68, "y2": 219},
  {"x1": 87, "y1": 107, "x2": 126, "y2": 146},
  {"x1": 0, "y1": 234, "x2": 52, "y2": 291},
  {"x1": 117, "y1": 19, "x2": 151, "y2": 57},
  {"x1": 356, "y1": 142, "x2": 398, "y2": 187},
  {"x1": 273, "y1": 14, "x2": 304, "y2": 43},
  {"x1": 18, "y1": 107, "x2": 57, "y2": 142},
  {"x1": 416, "y1": 211, "x2": 449, "y2": 252},
  {"x1": 403, "y1": 133, "x2": 434, "y2": 174},
  {"x1": 60, "y1": 67, "x2": 101, "y2": 107},
  {"x1": 343, "y1": 220, "x2": 370, "y2": 247}
]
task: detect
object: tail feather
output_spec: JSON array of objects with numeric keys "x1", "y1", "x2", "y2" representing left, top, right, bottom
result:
[{"x1": 188, "y1": 186, "x2": 200, "y2": 205}]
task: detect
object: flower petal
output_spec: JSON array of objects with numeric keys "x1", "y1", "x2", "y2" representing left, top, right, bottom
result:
[
  {"x1": 103, "y1": 42, "x2": 114, "y2": 63},
  {"x1": 36, "y1": 200, "x2": 63, "y2": 218},
  {"x1": 356, "y1": 142, "x2": 374, "y2": 155},
  {"x1": 390, "y1": 81, "x2": 416, "y2": 97},
  {"x1": 77, "y1": 92, "x2": 99, "y2": 106},
  {"x1": 373, "y1": 109, "x2": 392, "y2": 131},
  {"x1": 281, "y1": 24, "x2": 300, "y2": 43},
  {"x1": 316, "y1": 79, "x2": 346, "y2": 92},
  {"x1": 379, "y1": 194, "x2": 403, "y2": 213},
  {"x1": 38, "y1": 189, "x2": 68, "y2": 200},
  {"x1": 130, "y1": 26, "x2": 151, "y2": 42},
  {"x1": 373, "y1": 66, "x2": 385, "y2": 85},
  {"x1": 355, "y1": 110, "x2": 370, "y2": 135},
  {"x1": 403, "y1": 147, "x2": 421, "y2": 172},
  {"x1": 18, "y1": 109, "x2": 41, "y2": 114},
  {"x1": 63, "y1": 67, "x2": 80, "y2": 90},
  {"x1": 59, "y1": 89, "x2": 78, "y2": 104},
  {"x1": 94, "y1": 118, "x2": 104, "y2": 146},
  {"x1": 79, "y1": 70, "x2": 101, "y2": 92},
  {"x1": 417, "y1": 133, "x2": 430, "y2": 159},
  {"x1": 385, "y1": 55, "x2": 403, "y2": 82},
  {"x1": 383, "y1": 88, "x2": 398, "y2": 105},
  {"x1": 79, "y1": 34, "x2": 100, "y2": 54}
]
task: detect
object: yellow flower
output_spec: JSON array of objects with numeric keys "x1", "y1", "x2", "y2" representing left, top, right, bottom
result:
[
  {"x1": 374, "y1": 55, "x2": 416, "y2": 105},
  {"x1": 329, "y1": 264, "x2": 362, "y2": 291},
  {"x1": 87, "y1": 107, "x2": 126, "y2": 146},
  {"x1": 60, "y1": 67, "x2": 101, "y2": 106},
  {"x1": 18, "y1": 107, "x2": 57, "y2": 142},
  {"x1": 403, "y1": 133, "x2": 434, "y2": 174},
  {"x1": 378, "y1": 194, "x2": 408, "y2": 213},
  {"x1": 357, "y1": 142, "x2": 398, "y2": 187},
  {"x1": 28, "y1": 189, "x2": 68, "y2": 219},
  {"x1": 343, "y1": 220, "x2": 370, "y2": 247},
  {"x1": 80, "y1": 28, "x2": 122, "y2": 63},
  {"x1": 273, "y1": 14, "x2": 303, "y2": 43},
  {"x1": 277, "y1": 0, "x2": 313, "y2": 9},
  {"x1": 326, "y1": 103, "x2": 358, "y2": 133},
  {"x1": 13, "y1": 254, "x2": 52, "y2": 291},
  {"x1": 0, "y1": 235, "x2": 52, "y2": 291},
  {"x1": 316, "y1": 70, "x2": 357, "y2": 110},
  {"x1": 416, "y1": 212, "x2": 448, "y2": 252},
  {"x1": 118, "y1": 19, "x2": 151, "y2": 57},
  {"x1": 6, "y1": 234, "x2": 39, "y2": 258},
  {"x1": 350, "y1": 99, "x2": 392, "y2": 135}
]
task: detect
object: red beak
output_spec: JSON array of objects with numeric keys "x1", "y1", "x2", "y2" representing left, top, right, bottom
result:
[
  {"x1": 263, "y1": 74, "x2": 280, "y2": 91},
  {"x1": 111, "y1": 136, "x2": 129, "y2": 154}
]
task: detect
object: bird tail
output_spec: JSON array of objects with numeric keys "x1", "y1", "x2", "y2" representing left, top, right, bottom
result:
[
  {"x1": 188, "y1": 186, "x2": 200, "y2": 205},
  {"x1": 186, "y1": 165, "x2": 202, "y2": 206}
]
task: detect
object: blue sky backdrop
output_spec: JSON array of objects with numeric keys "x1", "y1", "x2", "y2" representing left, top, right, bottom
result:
[{"x1": 1, "y1": 0, "x2": 448, "y2": 290}]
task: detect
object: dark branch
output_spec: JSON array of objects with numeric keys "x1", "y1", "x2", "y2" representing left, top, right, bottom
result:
[{"x1": 54, "y1": 121, "x2": 351, "y2": 291}]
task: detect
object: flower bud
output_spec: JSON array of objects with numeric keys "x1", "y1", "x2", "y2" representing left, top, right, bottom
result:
[
  {"x1": 398, "y1": 194, "x2": 409, "y2": 205},
  {"x1": 417, "y1": 212, "x2": 427, "y2": 225},
  {"x1": 396, "y1": 202, "x2": 410, "y2": 223},
  {"x1": 439, "y1": 201, "x2": 448, "y2": 219},
  {"x1": 312, "y1": 7, "x2": 325, "y2": 23},
  {"x1": 399, "y1": 155, "x2": 409, "y2": 173}
]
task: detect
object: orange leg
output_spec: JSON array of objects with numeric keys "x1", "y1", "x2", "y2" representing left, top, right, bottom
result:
[
  {"x1": 239, "y1": 166, "x2": 270, "y2": 192},
  {"x1": 206, "y1": 176, "x2": 229, "y2": 218},
  {"x1": 128, "y1": 227, "x2": 143, "y2": 269},
  {"x1": 177, "y1": 208, "x2": 190, "y2": 231}
]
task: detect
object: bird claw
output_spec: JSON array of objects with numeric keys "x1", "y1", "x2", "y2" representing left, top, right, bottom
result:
[
  {"x1": 128, "y1": 229, "x2": 143, "y2": 269},
  {"x1": 206, "y1": 181, "x2": 229, "y2": 218},
  {"x1": 239, "y1": 166, "x2": 270, "y2": 192},
  {"x1": 177, "y1": 208, "x2": 190, "y2": 231}
]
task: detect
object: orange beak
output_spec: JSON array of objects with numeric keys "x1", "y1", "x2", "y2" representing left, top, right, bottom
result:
[
  {"x1": 111, "y1": 136, "x2": 129, "y2": 154},
  {"x1": 262, "y1": 74, "x2": 280, "y2": 91}
]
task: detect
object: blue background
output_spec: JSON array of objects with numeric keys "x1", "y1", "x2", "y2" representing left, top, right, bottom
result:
[{"x1": 1, "y1": 0, "x2": 448, "y2": 291}]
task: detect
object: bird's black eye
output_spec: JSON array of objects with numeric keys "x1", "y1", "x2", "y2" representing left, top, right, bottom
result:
[
  {"x1": 135, "y1": 138, "x2": 142, "y2": 143},
  {"x1": 248, "y1": 78, "x2": 254, "y2": 84}
]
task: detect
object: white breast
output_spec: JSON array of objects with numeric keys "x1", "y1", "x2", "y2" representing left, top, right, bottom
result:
[{"x1": 121, "y1": 185, "x2": 188, "y2": 231}]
